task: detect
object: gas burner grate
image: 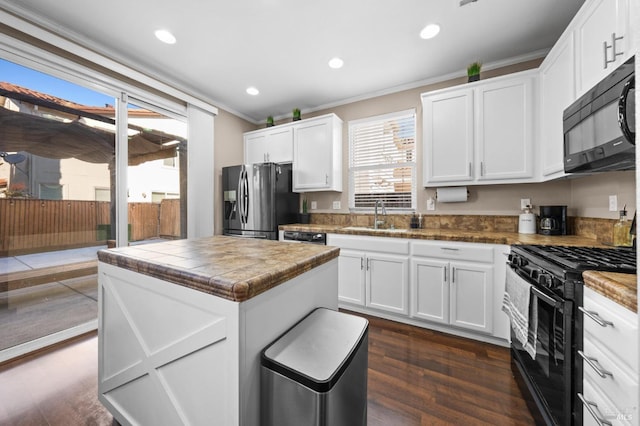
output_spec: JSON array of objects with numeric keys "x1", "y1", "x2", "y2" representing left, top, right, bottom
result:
[{"x1": 523, "y1": 245, "x2": 636, "y2": 273}]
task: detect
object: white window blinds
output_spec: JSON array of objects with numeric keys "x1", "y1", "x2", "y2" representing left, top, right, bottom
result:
[{"x1": 349, "y1": 110, "x2": 416, "y2": 210}]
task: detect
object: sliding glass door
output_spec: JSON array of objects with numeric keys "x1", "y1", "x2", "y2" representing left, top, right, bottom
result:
[{"x1": 0, "y1": 58, "x2": 187, "y2": 360}]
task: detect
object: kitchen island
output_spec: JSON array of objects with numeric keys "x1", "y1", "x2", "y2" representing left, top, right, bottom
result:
[{"x1": 96, "y1": 236, "x2": 340, "y2": 426}]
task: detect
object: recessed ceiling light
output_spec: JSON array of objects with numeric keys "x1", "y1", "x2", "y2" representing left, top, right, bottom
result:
[
  {"x1": 328, "y1": 57, "x2": 344, "y2": 69},
  {"x1": 155, "y1": 29, "x2": 176, "y2": 44},
  {"x1": 246, "y1": 86, "x2": 260, "y2": 96},
  {"x1": 420, "y1": 23, "x2": 440, "y2": 40}
]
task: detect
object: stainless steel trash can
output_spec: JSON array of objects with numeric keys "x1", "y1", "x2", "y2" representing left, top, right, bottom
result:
[{"x1": 261, "y1": 308, "x2": 368, "y2": 426}]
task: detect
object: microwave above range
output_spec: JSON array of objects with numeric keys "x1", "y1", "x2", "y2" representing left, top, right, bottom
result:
[{"x1": 563, "y1": 55, "x2": 635, "y2": 173}]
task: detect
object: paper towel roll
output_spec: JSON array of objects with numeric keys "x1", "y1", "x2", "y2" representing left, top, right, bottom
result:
[{"x1": 436, "y1": 187, "x2": 468, "y2": 203}]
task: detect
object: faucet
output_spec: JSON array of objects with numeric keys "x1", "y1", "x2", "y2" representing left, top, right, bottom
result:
[{"x1": 374, "y1": 199, "x2": 386, "y2": 229}]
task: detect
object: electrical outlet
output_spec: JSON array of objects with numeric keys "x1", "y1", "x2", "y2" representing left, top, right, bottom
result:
[
  {"x1": 332, "y1": 201, "x2": 341, "y2": 210},
  {"x1": 609, "y1": 195, "x2": 618, "y2": 212},
  {"x1": 311, "y1": 201, "x2": 317, "y2": 210},
  {"x1": 520, "y1": 198, "x2": 531, "y2": 209},
  {"x1": 427, "y1": 197, "x2": 436, "y2": 211}
]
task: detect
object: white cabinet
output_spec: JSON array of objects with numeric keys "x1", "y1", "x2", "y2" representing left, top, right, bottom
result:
[
  {"x1": 580, "y1": 287, "x2": 638, "y2": 426},
  {"x1": 329, "y1": 234, "x2": 409, "y2": 315},
  {"x1": 539, "y1": 31, "x2": 575, "y2": 179},
  {"x1": 293, "y1": 114, "x2": 343, "y2": 192},
  {"x1": 422, "y1": 70, "x2": 536, "y2": 187},
  {"x1": 411, "y1": 241, "x2": 494, "y2": 334},
  {"x1": 574, "y1": 0, "x2": 633, "y2": 97},
  {"x1": 422, "y1": 89, "x2": 474, "y2": 183},
  {"x1": 243, "y1": 126, "x2": 293, "y2": 164}
]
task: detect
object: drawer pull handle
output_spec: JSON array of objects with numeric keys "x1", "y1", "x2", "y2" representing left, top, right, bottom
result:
[
  {"x1": 441, "y1": 247, "x2": 459, "y2": 251},
  {"x1": 578, "y1": 350, "x2": 613, "y2": 379},
  {"x1": 577, "y1": 393, "x2": 613, "y2": 426},
  {"x1": 579, "y1": 307, "x2": 614, "y2": 328}
]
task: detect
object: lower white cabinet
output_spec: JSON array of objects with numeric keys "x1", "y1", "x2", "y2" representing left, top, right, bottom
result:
[
  {"x1": 328, "y1": 234, "x2": 507, "y2": 344},
  {"x1": 411, "y1": 244, "x2": 494, "y2": 334},
  {"x1": 329, "y1": 234, "x2": 409, "y2": 315},
  {"x1": 339, "y1": 249, "x2": 409, "y2": 315},
  {"x1": 581, "y1": 286, "x2": 638, "y2": 426}
]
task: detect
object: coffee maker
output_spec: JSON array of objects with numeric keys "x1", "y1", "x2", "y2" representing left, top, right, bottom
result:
[{"x1": 539, "y1": 205, "x2": 567, "y2": 235}]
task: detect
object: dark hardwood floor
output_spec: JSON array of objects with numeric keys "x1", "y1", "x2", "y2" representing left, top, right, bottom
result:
[{"x1": 0, "y1": 312, "x2": 534, "y2": 425}]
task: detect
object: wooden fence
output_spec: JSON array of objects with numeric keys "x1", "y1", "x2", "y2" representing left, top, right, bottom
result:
[{"x1": 0, "y1": 198, "x2": 181, "y2": 256}]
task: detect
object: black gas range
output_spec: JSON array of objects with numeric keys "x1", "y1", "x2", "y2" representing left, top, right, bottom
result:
[{"x1": 507, "y1": 244, "x2": 636, "y2": 425}]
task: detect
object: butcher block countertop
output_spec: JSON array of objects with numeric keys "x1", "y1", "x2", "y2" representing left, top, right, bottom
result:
[
  {"x1": 583, "y1": 271, "x2": 637, "y2": 313},
  {"x1": 97, "y1": 236, "x2": 339, "y2": 302},
  {"x1": 280, "y1": 224, "x2": 609, "y2": 247}
]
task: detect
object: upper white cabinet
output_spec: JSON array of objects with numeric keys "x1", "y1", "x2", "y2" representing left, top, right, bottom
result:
[
  {"x1": 243, "y1": 113, "x2": 342, "y2": 192},
  {"x1": 539, "y1": 31, "x2": 575, "y2": 179},
  {"x1": 423, "y1": 89, "x2": 474, "y2": 183},
  {"x1": 244, "y1": 126, "x2": 293, "y2": 164},
  {"x1": 422, "y1": 70, "x2": 537, "y2": 187},
  {"x1": 293, "y1": 114, "x2": 343, "y2": 192},
  {"x1": 574, "y1": 0, "x2": 633, "y2": 98}
]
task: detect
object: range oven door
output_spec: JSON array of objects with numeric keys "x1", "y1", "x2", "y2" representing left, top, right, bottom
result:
[{"x1": 510, "y1": 268, "x2": 573, "y2": 426}]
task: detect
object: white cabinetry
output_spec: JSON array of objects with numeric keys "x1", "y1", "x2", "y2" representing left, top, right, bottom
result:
[
  {"x1": 422, "y1": 70, "x2": 536, "y2": 187},
  {"x1": 574, "y1": 0, "x2": 633, "y2": 98},
  {"x1": 539, "y1": 31, "x2": 575, "y2": 179},
  {"x1": 411, "y1": 241, "x2": 494, "y2": 334},
  {"x1": 580, "y1": 287, "x2": 638, "y2": 426},
  {"x1": 329, "y1": 234, "x2": 409, "y2": 315},
  {"x1": 293, "y1": 114, "x2": 343, "y2": 192},
  {"x1": 243, "y1": 126, "x2": 293, "y2": 164}
]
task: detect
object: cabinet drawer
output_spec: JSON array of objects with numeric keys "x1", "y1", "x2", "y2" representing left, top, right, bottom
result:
[
  {"x1": 582, "y1": 338, "x2": 638, "y2": 415},
  {"x1": 583, "y1": 287, "x2": 638, "y2": 372},
  {"x1": 411, "y1": 241, "x2": 493, "y2": 263},
  {"x1": 328, "y1": 234, "x2": 409, "y2": 255},
  {"x1": 582, "y1": 378, "x2": 634, "y2": 426}
]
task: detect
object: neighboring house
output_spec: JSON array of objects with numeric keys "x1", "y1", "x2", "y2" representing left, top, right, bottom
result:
[{"x1": 0, "y1": 82, "x2": 184, "y2": 202}]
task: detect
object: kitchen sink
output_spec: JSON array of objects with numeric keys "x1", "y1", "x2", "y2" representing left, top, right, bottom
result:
[{"x1": 341, "y1": 226, "x2": 408, "y2": 233}]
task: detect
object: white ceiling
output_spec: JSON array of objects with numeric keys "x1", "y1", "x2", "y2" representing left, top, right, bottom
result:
[{"x1": 2, "y1": 0, "x2": 584, "y2": 123}]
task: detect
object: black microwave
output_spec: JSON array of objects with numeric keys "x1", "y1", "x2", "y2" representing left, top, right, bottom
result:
[{"x1": 563, "y1": 55, "x2": 635, "y2": 173}]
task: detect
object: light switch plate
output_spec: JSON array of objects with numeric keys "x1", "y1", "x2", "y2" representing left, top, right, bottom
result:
[
  {"x1": 311, "y1": 201, "x2": 317, "y2": 210},
  {"x1": 520, "y1": 198, "x2": 531, "y2": 209},
  {"x1": 332, "y1": 201, "x2": 341, "y2": 210},
  {"x1": 609, "y1": 195, "x2": 618, "y2": 212}
]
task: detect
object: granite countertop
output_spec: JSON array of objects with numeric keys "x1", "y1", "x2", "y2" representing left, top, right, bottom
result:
[
  {"x1": 583, "y1": 271, "x2": 637, "y2": 313},
  {"x1": 97, "y1": 236, "x2": 339, "y2": 302},
  {"x1": 280, "y1": 224, "x2": 608, "y2": 247}
]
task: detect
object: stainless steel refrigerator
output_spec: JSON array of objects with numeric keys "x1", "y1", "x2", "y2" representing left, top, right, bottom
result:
[{"x1": 222, "y1": 163, "x2": 299, "y2": 240}]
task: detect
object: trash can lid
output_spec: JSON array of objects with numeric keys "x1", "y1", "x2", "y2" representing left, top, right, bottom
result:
[{"x1": 262, "y1": 308, "x2": 368, "y2": 391}]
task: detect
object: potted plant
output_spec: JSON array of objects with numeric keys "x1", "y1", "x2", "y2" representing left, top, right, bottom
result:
[
  {"x1": 292, "y1": 108, "x2": 301, "y2": 121},
  {"x1": 467, "y1": 61, "x2": 482, "y2": 82},
  {"x1": 266, "y1": 116, "x2": 274, "y2": 127}
]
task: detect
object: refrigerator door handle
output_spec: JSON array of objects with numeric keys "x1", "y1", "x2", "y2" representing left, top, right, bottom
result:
[
  {"x1": 241, "y1": 168, "x2": 249, "y2": 224},
  {"x1": 237, "y1": 167, "x2": 245, "y2": 224}
]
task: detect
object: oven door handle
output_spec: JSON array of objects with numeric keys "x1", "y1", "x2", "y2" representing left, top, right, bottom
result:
[{"x1": 531, "y1": 286, "x2": 561, "y2": 308}]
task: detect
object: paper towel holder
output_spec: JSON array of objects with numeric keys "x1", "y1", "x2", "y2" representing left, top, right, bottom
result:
[{"x1": 435, "y1": 187, "x2": 470, "y2": 203}]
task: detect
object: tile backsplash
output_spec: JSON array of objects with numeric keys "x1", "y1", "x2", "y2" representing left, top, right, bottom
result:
[{"x1": 308, "y1": 213, "x2": 619, "y2": 244}]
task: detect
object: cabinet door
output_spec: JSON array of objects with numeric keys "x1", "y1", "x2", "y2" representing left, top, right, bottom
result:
[
  {"x1": 244, "y1": 133, "x2": 267, "y2": 164},
  {"x1": 293, "y1": 118, "x2": 333, "y2": 190},
  {"x1": 539, "y1": 32, "x2": 575, "y2": 179},
  {"x1": 575, "y1": 0, "x2": 629, "y2": 96},
  {"x1": 422, "y1": 89, "x2": 474, "y2": 185},
  {"x1": 366, "y1": 253, "x2": 409, "y2": 315},
  {"x1": 449, "y1": 262, "x2": 493, "y2": 334},
  {"x1": 476, "y1": 76, "x2": 534, "y2": 181},
  {"x1": 411, "y1": 258, "x2": 449, "y2": 324},
  {"x1": 266, "y1": 127, "x2": 293, "y2": 163},
  {"x1": 337, "y1": 249, "x2": 366, "y2": 306}
]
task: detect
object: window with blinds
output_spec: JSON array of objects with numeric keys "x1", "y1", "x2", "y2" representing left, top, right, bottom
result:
[{"x1": 349, "y1": 110, "x2": 416, "y2": 210}]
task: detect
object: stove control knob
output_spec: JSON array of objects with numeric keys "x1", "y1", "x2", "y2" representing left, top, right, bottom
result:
[{"x1": 538, "y1": 273, "x2": 552, "y2": 287}]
